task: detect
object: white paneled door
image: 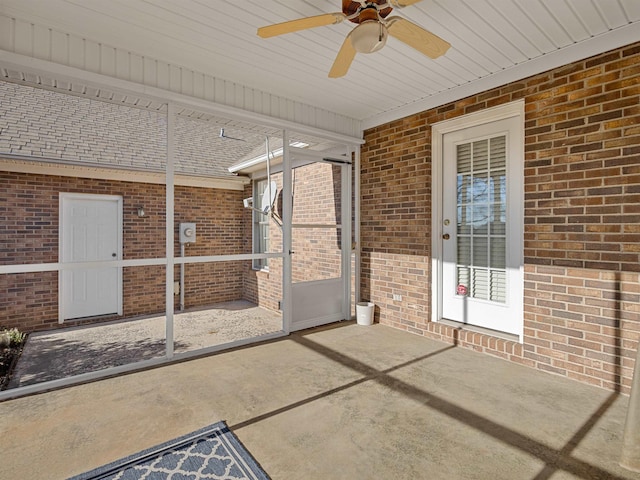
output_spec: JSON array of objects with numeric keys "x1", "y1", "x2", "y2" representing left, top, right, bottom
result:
[
  {"x1": 440, "y1": 113, "x2": 523, "y2": 336},
  {"x1": 60, "y1": 194, "x2": 122, "y2": 321}
]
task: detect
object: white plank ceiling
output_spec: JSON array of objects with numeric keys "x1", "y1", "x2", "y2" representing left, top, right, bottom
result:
[{"x1": 1, "y1": 0, "x2": 639, "y2": 130}]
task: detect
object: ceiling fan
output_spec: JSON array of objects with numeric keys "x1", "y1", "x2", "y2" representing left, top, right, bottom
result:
[{"x1": 257, "y1": 0, "x2": 450, "y2": 78}]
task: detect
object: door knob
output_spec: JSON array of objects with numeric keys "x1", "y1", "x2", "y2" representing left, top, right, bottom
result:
[
  {"x1": 442, "y1": 233, "x2": 450, "y2": 240},
  {"x1": 112, "y1": 253, "x2": 117, "y2": 257}
]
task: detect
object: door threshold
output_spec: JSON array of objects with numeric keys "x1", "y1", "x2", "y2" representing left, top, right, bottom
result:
[{"x1": 438, "y1": 318, "x2": 520, "y2": 343}]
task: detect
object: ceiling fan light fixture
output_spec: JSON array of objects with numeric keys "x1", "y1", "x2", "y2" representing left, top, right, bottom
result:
[
  {"x1": 350, "y1": 21, "x2": 388, "y2": 54},
  {"x1": 257, "y1": 1, "x2": 450, "y2": 77}
]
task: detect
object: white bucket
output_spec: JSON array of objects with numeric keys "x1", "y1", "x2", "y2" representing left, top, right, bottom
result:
[{"x1": 356, "y1": 302, "x2": 375, "y2": 326}]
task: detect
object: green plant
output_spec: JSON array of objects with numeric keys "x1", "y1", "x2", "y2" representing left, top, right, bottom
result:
[{"x1": 0, "y1": 328, "x2": 25, "y2": 347}]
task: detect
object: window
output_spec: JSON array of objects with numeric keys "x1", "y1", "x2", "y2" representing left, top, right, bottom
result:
[
  {"x1": 253, "y1": 179, "x2": 270, "y2": 270},
  {"x1": 456, "y1": 136, "x2": 507, "y2": 303}
]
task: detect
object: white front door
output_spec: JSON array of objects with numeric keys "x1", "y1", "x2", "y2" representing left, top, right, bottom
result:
[
  {"x1": 60, "y1": 194, "x2": 122, "y2": 320},
  {"x1": 436, "y1": 104, "x2": 523, "y2": 337}
]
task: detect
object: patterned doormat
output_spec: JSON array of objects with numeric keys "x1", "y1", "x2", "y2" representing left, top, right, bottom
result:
[{"x1": 68, "y1": 420, "x2": 270, "y2": 480}]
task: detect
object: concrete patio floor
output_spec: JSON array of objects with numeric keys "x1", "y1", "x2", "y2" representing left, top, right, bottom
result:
[{"x1": 1, "y1": 322, "x2": 638, "y2": 480}]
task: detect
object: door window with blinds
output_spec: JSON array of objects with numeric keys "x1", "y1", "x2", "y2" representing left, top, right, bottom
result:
[{"x1": 456, "y1": 136, "x2": 507, "y2": 303}]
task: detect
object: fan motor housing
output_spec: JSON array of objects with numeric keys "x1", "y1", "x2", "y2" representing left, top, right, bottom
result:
[{"x1": 343, "y1": 0, "x2": 393, "y2": 23}]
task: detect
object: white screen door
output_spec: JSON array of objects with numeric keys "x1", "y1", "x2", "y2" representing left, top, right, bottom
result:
[
  {"x1": 440, "y1": 114, "x2": 523, "y2": 336},
  {"x1": 290, "y1": 158, "x2": 352, "y2": 331},
  {"x1": 60, "y1": 194, "x2": 122, "y2": 320}
]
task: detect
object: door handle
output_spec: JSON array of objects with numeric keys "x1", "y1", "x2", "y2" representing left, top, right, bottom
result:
[
  {"x1": 112, "y1": 253, "x2": 117, "y2": 257},
  {"x1": 442, "y1": 233, "x2": 450, "y2": 240}
]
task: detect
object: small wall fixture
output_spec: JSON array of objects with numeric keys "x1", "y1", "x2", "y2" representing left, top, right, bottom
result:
[{"x1": 137, "y1": 206, "x2": 146, "y2": 218}]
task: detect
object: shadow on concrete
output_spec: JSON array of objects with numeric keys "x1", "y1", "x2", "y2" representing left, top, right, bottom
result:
[
  {"x1": 10, "y1": 336, "x2": 185, "y2": 387},
  {"x1": 232, "y1": 328, "x2": 626, "y2": 480},
  {"x1": 530, "y1": 392, "x2": 620, "y2": 480},
  {"x1": 9, "y1": 300, "x2": 282, "y2": 389}
]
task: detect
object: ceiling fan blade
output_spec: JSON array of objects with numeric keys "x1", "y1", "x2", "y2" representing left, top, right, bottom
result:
[
  {"x1": 386, "y1": 17, "x2": 450, "y2": 58},
  {"x1": 389, "y1": 0, "x2": 425, "y2": 6},
  {"x1": 329, "y1": 33, "x2": 357, "y2": 78},
  {"x1": 258, "y1": 12, "x2": 346, "y2": 38}
]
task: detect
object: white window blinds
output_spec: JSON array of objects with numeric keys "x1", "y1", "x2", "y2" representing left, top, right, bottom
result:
[{"x1": 456, "y1": 135, "x2": 507, "y2": 303}]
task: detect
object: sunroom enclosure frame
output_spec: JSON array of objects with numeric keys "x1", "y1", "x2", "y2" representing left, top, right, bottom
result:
[{"x1": 0, "y1": 66, "x2": 363, "y2": 400}]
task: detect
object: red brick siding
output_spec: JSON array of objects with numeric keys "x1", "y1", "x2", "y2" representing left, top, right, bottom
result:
[
  {"x1": 292, "y1": 162, "x2": 343, "y2": 283},
  {"x1": 0, "y1": 272, "x2": 58, "y2": 332},
  {"x1": 0, "y1": 171, "x2": 247, "y2": 331},
  {"x1": 174, "y1": 183, "x2": 246, "y2": 312},
  {"x1": 361, "y1": 42, "x2": 640, "y2": 393}
]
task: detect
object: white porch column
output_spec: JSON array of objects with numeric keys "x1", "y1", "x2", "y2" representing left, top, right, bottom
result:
[{"x1": 165, "y1": 103, "x2": 175, "y2": 358}]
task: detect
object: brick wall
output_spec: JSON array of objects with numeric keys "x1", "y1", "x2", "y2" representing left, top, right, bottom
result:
[
  {"x1": 0, "y1": 171, "x2": 247, "y2": 332},
  {"x1": 1, "y1": 163, "x2": 345, "y2": 332},
  {"x1": 361, "y1": 42, "x2": 640, "y2": 394},
  {"x1": 292, "y1": 162, "x2": 343, "y2": 282}
]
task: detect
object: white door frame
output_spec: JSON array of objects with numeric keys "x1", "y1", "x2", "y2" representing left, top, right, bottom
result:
[
  {"x1": 431, "y1": 100, "x2": 524, "y2": 341},
  {"x1": 59, "y1": 193, "x2": 123, "y2": 322}
]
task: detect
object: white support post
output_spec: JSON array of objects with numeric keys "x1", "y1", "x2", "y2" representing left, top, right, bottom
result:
[
  {"x1": 354, "y1": 145, "x2": 361, "y2": 309},
  {"x1": 282, "y1": 130, "x2": 292, "y2": 334},
  {"x1": 165, "y1": 103, "x2": 175, "y2": 358},
  {"x1": 342, "y1": 145, "x2": 353, "y2": 320}
]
